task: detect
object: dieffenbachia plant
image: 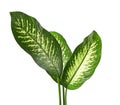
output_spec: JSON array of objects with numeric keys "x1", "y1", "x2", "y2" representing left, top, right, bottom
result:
[{"x1": 10, "y1": 11, "x2": 102, "y2": 105}]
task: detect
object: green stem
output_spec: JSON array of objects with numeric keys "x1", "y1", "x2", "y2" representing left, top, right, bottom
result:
[
  {"x1": 65, "y1": 88, "x2": 67, "y2": 105},
  {"x1": 63, "y1": 86, "x2": 65, "y2": 105},
  {"x1": 62, "y1": 86, "x2": 67, "y2": 105},
  {"x1": 58, "y1": 81, "x2": 62, "y2": 105}
]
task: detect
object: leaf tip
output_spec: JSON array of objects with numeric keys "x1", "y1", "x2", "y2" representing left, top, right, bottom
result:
[
  {"x1": 92, "y1": 30, "x2": 98, "y2": 34},
  {"x1": 10, "y1": 12, "x2": 13, "y2": 17},
  {"x1": 10, "y1": 11, "x2": 16, "y2": 16},
  {"x1": 10, "y1": 11, "x2": 24, "y2": 17}
]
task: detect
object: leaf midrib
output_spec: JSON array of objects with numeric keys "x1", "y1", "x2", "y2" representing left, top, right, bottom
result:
[
  {"x1": 67, "y1": 42, "x2": 92, "y2": 87},
  {"x1": 20, "y1": 27, "x2": 60, "y2": 77}
]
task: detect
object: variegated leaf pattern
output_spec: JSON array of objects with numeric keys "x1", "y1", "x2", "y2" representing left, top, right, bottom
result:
[
  {"x1": 61, "y1": 31, "x2": 102, "y2": 90},
  {"x1": 50, "y1": 32, "x2": 72, "y2": 69},
  {"x1": 10, "y1": 12, "x2": 63, "y2": 82}
]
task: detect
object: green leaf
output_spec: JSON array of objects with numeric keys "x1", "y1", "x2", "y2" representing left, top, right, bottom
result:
[
  {"x1": 10, "y1": 11, "x2": 63, "y2": 82},
  {"x1": 61, "y1": 31, "x2": 102, "y2": 90},
  {"x1": 50, "y1": 32, "x2": 72, "y2": 69}
]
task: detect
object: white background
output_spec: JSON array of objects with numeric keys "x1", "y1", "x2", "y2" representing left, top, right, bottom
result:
[{"x1": 0, "y1": 0, "x2": 120, "y2": 105}]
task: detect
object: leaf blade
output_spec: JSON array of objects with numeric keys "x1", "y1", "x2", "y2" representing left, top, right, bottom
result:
[
  {"x1": 10, "y1": 11, "x2": 63, "y2": 82},
  {"x1": 50, "y1": 31, "x2": 72, "y2": 69},
  {"x1": 61, "y1": 31, "x2": 102, "y2": 90}
]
